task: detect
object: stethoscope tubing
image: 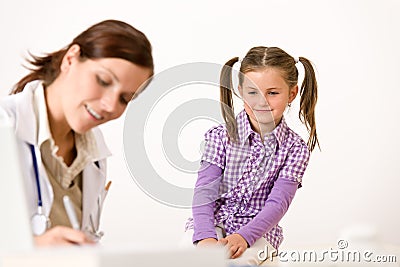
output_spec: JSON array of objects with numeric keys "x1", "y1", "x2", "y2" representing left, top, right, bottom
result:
[{"x1": 29, "y1": 143, "x2": 43, "y2": 207}]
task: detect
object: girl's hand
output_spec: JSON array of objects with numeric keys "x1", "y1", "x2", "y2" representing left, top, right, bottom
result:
[
  {"x1": 34, "y1": 226, "x2": 96, "y2": 246},
  {"x1": 197, "y1": 237, "x2": 218, "y2": 247},
  {"x1": 219, "y1": 233, "x2": 248, "y2": 259}
]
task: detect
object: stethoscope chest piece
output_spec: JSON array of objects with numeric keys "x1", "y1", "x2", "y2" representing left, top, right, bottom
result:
[{"x1": 31, "y1": 210, "x2": 50, "y2": 236}]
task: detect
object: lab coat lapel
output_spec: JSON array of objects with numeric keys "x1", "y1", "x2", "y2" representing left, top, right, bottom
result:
[
  {"x1": 82, "y1": 162, "x2": 105, "y2": 231},
  {"x1": 13, "y1": 81, "x2": 55, "y2": 216}
]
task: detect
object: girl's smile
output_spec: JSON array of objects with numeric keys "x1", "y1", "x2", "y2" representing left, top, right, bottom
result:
[{"x1": 239, "y1": 67, "x2": 298, "y2": 136}]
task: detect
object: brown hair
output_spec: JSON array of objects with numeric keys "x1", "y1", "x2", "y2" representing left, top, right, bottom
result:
[
  {"x1": 220, "y1": 46, "x2": 319, "y2": 151},
  {"x1": 12, "y1": 19, "x2": 154, "y2": 94}
]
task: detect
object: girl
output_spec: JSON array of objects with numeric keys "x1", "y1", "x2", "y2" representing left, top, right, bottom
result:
[
  {"x1": 0, "y1": 20, "x2": 153, "y2": 246},
  {"x1": 185, "y1": 46, "x2": 319, "y2": 265}
]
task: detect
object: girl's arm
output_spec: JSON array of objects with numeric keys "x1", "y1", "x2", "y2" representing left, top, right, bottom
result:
[
  {"x1": 192, "y1": 162, "x2": 223, "y2": 243},
  {"x1": 236, "y1": 142, "x2": 310, "y2": 246},
  {"x1": 192, "y1": 126, "x2": 226, "y2": 244}
]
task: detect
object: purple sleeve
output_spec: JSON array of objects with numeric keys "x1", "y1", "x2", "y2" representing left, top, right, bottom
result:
[
  {"x1": 237, "y1": 142, "x2": 310, "y2": 246},
  {"x1": 192, "y1": 162, "x2": 223, "y2": 243},
  {"x1": 236, "y1": 177, "x2": 299, "y2": 246}
]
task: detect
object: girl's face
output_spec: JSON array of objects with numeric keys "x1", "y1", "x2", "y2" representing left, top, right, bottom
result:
[
  {"x1": 239, "y1": 67, "x2": 298, "y2": 134},
  {"x1": 56, "y1": 45, "x2": 151, "y2": 133}
]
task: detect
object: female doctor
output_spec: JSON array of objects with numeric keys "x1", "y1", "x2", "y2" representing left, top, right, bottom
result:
[{"x1": 0, "y1": 20, "x2": 153, "y2": 246}]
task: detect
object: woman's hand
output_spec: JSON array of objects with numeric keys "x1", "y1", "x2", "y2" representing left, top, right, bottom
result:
[
  {"x1": 219, "y1": 233, "x2": 248, "y2": 259},
  {"x1": 34, "y1": 226, "x2": 96, "y2": 246}
]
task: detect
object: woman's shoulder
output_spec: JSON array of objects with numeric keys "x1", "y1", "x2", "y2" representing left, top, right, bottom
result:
[
  {"x1": 0, "y1": 105, "x2": 12, "y2": 125},
  {"x1": 0, "y1": 81, "x2": 45, "y2": 130},
  {"x1": 0, "y1": 95, "x2": 18, "y2": 128},
  {"x1": 0, "y1": 81, "x2": 40, "y2": 110}
]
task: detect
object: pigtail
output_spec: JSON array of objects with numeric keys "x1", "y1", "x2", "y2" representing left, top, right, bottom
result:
[
  {"x1": 220, "y1": 57, "x2": 239, "y2": 142},
  {"x1": 298, "y1": 57, "x2": 320, "y2": 151}
]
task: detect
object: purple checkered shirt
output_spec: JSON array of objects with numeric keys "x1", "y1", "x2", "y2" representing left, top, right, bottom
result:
[{"x1": 185, "y1": 110, "x2": 310, "y2": 249}]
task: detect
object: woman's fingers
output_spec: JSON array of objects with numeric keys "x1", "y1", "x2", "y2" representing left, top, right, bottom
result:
[
  {"x1": 58, "y1": 227, "x2": 95, "y2": 245},
  {"x1": 34, "y1": 226, "x2": 95, "y2": 246}
]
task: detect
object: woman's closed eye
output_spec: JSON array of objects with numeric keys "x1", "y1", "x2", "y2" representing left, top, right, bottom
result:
[
  {"x1": 119, "y1": 95, "x2": 130, "y2": 105},
  {"x1": 96, "y1": 75, "x2": 112, "y2": 87}
]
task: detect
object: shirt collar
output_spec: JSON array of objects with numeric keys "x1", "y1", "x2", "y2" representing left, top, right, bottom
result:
[
  {"x1": 237, "y1": 110, "x2": 254, "y2": 145},
  {"x1": 272, "y1": 117, "x2": 288, "y2": 148},
  {"x1": 236, "y1": 109, "x2": 288, "y2": 147}
]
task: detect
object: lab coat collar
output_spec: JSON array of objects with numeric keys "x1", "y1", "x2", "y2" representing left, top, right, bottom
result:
[{"x1": 14, "y1": 80, "x2": 41, "y2": 145}]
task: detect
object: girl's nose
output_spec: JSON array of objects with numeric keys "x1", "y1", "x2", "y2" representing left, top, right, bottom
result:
[{"x1": 258, "y1": 94, "x2": 268, "y2": 106}]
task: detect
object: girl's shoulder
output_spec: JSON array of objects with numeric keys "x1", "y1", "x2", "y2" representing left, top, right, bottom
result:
[
  {"x1": 280, "y1": 123, "x2": 309, "y2": 152},
  {"x1": 286, "y1": 127, "x2": 306, "y2": 143},
  {"x1": 204, "y1": 123, "x2": 228, "y2": 143},
  {"x1": 273, "y1": 118, "x2": 307, "y2": 147}
]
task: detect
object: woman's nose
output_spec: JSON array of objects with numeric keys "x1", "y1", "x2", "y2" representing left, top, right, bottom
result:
[{"x1": 101, "y1": 90, "x2": 119, "y2": 113}]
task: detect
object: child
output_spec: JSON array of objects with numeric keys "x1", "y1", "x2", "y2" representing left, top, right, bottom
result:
[
  {"x1": 0, "y1": 20, "x2": 153, "y2": 246},
  {"x1": 185, "y1": 46, "x2": 319, "y2": 265}
]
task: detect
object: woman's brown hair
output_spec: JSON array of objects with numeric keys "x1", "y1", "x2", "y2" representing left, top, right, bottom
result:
[
  {"x1": 220, "y1": 46, "x2": 319, "y2": 151},
  {"x1": 12, "y1": 19, "x2": 154, "y2": 94}
]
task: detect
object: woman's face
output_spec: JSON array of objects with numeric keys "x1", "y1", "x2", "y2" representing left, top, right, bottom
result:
[
  {"x1": 56, "y1": 45, "x2": 151, "y2": 133},
  {"x1": 239, "y1": 67, "x2": 297, "y2": 133}
]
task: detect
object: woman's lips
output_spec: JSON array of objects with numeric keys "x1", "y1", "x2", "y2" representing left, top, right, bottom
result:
[{"x1": 85, "y1": 105, "x2": 104, "y2": 120}]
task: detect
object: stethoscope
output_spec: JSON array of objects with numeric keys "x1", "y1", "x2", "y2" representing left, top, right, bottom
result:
[
  {"x1": 29, "y1": 144, "x2": 51, "y2": 236},
  {"x1": 28, "y1": 143, "x2": 104, "y2": 239}
]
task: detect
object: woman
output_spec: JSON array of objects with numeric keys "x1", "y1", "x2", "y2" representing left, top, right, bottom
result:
[{"x1": 0, "y1": 19, "x2": 154, "y2": 246}]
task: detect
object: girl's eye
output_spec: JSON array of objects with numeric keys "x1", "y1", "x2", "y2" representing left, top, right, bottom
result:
[
  {"x1": 96, "y1": 75, "x2": 111, "y2": 87},
  {"x1": 248, "y1": 91, "x2": 257, "y2": 95},
  {"x1": 268, "y1": 91, "x2": 279, "y2": 95}
]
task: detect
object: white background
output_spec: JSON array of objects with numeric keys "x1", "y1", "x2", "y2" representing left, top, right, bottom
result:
[{"x1": 0, "y1": 0, "x2": 399, "y2": 250}]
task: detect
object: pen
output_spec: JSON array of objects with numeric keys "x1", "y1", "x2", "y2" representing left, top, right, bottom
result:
[
  {"x1": 101, "y1": 181, "x2": 112, "y2": 203},
  {"x1": 63, "y1": 195, "x2": 80, "y2": 230},
  {"x1": 105, "y1": 181, "x2": 112, "y2": 191}
]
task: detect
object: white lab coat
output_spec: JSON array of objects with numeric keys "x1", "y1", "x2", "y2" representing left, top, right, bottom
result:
[{"x1": 0, "y1": 81, "x2": 111, "y2": 233}]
